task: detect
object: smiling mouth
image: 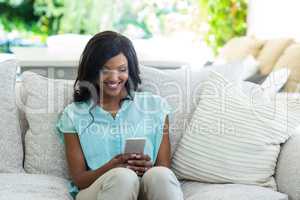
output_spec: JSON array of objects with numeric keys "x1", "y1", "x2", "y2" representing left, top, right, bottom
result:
[{"x1": 104, "y1": 81, "x2": 122, "y2": 89}]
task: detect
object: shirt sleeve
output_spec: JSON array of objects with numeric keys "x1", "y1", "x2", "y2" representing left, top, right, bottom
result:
[
  {"x1": 55, "y1": 105, "x2": 77, "y2": 144},
  {"x1": 153, "y1": 96, "x2": 173, "y2": 162}
]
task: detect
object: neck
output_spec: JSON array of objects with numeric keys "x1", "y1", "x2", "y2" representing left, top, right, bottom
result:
[{"x1": 99, "y1": 89, "x2": 127, "y2": 107}]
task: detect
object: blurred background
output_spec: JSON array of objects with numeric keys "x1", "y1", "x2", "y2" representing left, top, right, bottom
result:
[
  {"x1": 1, "y1": 0, "x2": 300, "y2": 89},
  {"x1": 0, "y1": 0, "x2": 248, "y2": 63}
]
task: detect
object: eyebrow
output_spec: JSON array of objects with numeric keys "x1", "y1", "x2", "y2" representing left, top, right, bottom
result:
[{"x1": 103, "y1": 64, "x2": 128, "y2": 69}]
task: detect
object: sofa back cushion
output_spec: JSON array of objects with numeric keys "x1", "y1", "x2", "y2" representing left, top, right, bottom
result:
[
  {"x1": 15, "y1": 81, "x2": 29, "y2": 149},
  {"x1": 216, "y1": 36, "x2": 265, "y2": 63},
  {"x1": 0, "y1": 59, "x2": 24, "y2": 173},
  {"x1": 273, "y1": 44, "x2": 300, "y2": 92},
  {"x1": 140, "y1": 66, "x2": 210, "y2": 156},
  {"x1": 20, "y1": 71, "x2": 73, "y2": 179},
  {"x1": 257, "y1": 38, "x2": 294, "y2": 75}
]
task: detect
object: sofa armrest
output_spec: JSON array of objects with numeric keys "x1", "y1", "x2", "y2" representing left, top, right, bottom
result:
[{"x1": 276, "y1": 130, "x2": 300, "y2": 200}]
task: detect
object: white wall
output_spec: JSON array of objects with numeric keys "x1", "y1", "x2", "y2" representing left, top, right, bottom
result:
[{"x1": 247, "y1": 0, "x2": 300, "y2": 41}]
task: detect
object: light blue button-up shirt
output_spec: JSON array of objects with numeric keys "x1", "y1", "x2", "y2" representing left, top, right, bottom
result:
[{"x1": 55, "y1": 91, "x2": 171, "y2": 198}]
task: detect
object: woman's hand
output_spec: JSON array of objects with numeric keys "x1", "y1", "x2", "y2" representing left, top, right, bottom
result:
[
  {"x1": 109, "y1": 153, "x2": 137, "y2": 168},
  {"x1": 126, "y1": 154, "x2": 153, "y2": 176}
]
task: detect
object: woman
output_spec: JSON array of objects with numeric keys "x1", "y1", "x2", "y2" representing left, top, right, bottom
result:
[{"x1": 56, "y1": 31, "x2": 183, "y2": 200}]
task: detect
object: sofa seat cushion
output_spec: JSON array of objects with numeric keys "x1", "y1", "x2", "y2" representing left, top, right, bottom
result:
[
  {"x1": 0, "y1": 173, "x2": 72, "y2": 200},
  {"x1": 0, "y1": 59, "x2": 24, "y2": 173},
  {"x1": 181, "y1": 181, "x2": 288, "y2": 200}
]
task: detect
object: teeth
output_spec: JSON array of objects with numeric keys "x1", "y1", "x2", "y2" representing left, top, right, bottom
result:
[{"x1": 106, "y1": 82, "x2": 119, "y2": 89}]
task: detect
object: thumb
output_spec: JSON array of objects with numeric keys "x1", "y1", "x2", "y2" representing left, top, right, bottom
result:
[{"x1": 114, "y1": 154, "x2": 122, "y2": 159}]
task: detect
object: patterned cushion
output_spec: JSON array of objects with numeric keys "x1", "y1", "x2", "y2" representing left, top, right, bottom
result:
[
  {"x1": 0, "y1": 59, "x2": 24, "y2": 173},
  {"x1": 172, "y1": 70, "x2": 300, "y2": 189}
]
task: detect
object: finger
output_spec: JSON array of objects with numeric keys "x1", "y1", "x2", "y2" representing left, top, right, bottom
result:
[
  {"x1": 124, "y1": 153, "x2": 137, "y2": 158},
  {"x1": 140, "y1": 154, "x2": 151, "y2": 161},
  {"x1": 127, "y1": 160, "x2": 153, "y2": 167},
  {"x1": 122, "y1": 153, "x2": 137, "y2": 162},
  {"x1": 132, "y1": 169, "x2": 143, "y2": 177},
  {"x1": 127, "y1": 160, "x2": 146, "y2": 166},
  {"x1": 136, "y1": 171, "x2": 144, "y2": 176},
  {"x1": 134, "y1": 154, "x2": 151, "y2": 161},
  {"x1": 144, "y1": 154, "x2": 151, "y2": 161},
  {"x1": 132, "y1": 153, "x2": 142, "y2": 159},
  {"x1": 114, "y1": 153, "x2": 122, "y2": 158},
  {"x1": 144, "y1": 161, "x2": 153, "y2": 168},
  {"x1": 139, "y1": 154, "x2": 151, "y2": 160},
  {"x1": 127, "y1": 165, "x2": 148, "y2": 172}
]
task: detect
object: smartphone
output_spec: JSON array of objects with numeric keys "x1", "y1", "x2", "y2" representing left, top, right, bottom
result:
[{"x1": 124, "y1": 138, "x2": 146, "y2": 154}]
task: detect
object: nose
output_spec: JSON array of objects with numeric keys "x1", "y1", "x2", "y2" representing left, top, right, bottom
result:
[{"x1": 107, "y1": 71, "x2": 119, "y2": 81}]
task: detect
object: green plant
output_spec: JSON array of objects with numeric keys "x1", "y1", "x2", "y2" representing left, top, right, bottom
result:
[
  {"x1": 0, "y1": 0, "x2": 200, "y2": 41},
  {"x1": 199, "y1": 0, "x2": 248, "y2": 54},
  {"x1": 33, "y1": 0, "x2": 64, "y2": 35},
  {"x1": 0, "y1": 0, "x2": 38, "y2": 31}
]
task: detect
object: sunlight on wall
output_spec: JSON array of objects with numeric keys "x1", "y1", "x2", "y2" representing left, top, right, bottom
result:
[
  {"x1": 248, "y1": 0, "x2": 300, "y2": 41},
  {"x1": 132, "y1": 33, "x2": 214, "y2": 68}
]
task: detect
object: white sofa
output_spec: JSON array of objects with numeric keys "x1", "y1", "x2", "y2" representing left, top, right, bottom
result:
[{"x1": 1, "y1": 58, "x2": 300, "y2": 200}]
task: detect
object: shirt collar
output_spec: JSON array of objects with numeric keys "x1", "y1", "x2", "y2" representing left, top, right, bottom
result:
[{"x1": 87, "y1": 91, "x2": 135, "y2": 117}]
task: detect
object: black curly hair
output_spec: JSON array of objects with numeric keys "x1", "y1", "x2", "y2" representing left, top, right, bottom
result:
[{"x1": 73, "y1": 31, "x2": 141, "y2": 104}]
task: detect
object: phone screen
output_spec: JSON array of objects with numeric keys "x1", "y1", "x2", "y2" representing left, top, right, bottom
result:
[{"x1": 124, "y1": 138, "x2": 146, "y2": 154}]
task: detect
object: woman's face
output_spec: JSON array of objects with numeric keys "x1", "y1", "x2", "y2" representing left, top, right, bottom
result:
[{"x1": 99, "y1": 53, "x2": 129, "y2": 98}]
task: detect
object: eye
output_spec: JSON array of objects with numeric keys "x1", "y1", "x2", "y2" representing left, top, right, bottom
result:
[
  {"x1": 119, "y1": 67, "x2": 128, "y2": 72},
  {"x1": 101, "y1": 68, "x2": 110, "y2": 73}
]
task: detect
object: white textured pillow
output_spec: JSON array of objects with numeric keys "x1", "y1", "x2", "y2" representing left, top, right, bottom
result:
[
  {"x1": 209, "y1": 61, "x2": 244, "y2": 83},
  {"x1": 212, "y1": 56, "x2": 260, "y2": 81},
  {"x1": 21, "y1": 71, "x2": 73, "y2": 179},
  {"x1": 211, "y1": 60, "x2": 288, "y2": 100},
  {"x1": 0, "y1": 59, "x2": 24, "y2": 173},
  {"x1": 260, "y1": 68, "x2": 290, "y2": 96},
  {"x1": 171, "y1": 70, "x2": 300, "y2": 189},
  {"x1": 240, "y1": 55, "x2": 260, "y2": 80},
  {"x1": 140, "y1": 66, "x2": 210, "y2": 156},
  {"x1": 140, "y1": 65, "x2": 270, "y2": 156}
]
